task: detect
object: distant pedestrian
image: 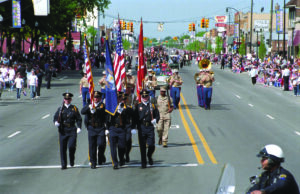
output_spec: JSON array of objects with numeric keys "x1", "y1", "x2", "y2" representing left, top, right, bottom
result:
[
  {"x1": 46, "y1": 65, "x2": 55, "y2": 89},
  {"x1": 28, "y1": 69, "x2": 38, "y2": 99},
  {"x1": 35, "y1": 68, "x2": 44, "y2": 98},
  {"x1": 282, "y1": 66, "x2": 290, "y2": 91},
  {"x1": 14, "y1": 73, "x2": 24, "y2": 100},
  {"x1": 249, "y1": 66, "x2": 258, "y2": 85}
]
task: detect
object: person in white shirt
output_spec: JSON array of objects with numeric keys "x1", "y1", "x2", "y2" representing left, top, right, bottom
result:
[
  {"x1": 249, "y1": 66, "x2": 258, "y2": 85},
  {"x1": 8, "y1": 66, "x2": 15, "y2": 91},
  {"x1": 28, "y1": 69, "x2": 38, "y2": 99},
  {"x1": 282, "y1": 66, "x2": 290, "y2": 91},
  {"x1": 14, "y1": 73, "x2": 24, "y2": 100}
]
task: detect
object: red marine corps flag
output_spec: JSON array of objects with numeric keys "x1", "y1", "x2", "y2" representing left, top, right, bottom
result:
[
  {"x1": 83, "y1": 35, "x2": 95, "y2": 105},
  {"x1": 136, "y1": 18, "x2": 146, "y2": 102}
]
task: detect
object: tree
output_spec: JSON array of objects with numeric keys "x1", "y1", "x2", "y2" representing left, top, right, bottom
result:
[
  {"x1": 259, "y1": 35, "x2": 267, "y2": 60},
  {"x1": 238, "y1": 34, "x2": 246, "y2": 56},
  {"x1": 196, "y1": 31, "x2": 206, "y2": 37},
  {"x1": 215, "y1": 36, "x2": 223, "y2": 54},
  {"x1": 122, "y1": 38, "x2": 130, "y2": 50}
]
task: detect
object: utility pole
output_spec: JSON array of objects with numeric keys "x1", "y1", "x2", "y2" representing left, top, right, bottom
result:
[
  {"x1": 250, "y1": 0, "x2": 253, "y2": 54},
  {"x1": 283, "y1": 0, "x2": 286, "y2": 59},
  {"x1": 269, "y1": 0, "x2": 273, "y2": 54}
]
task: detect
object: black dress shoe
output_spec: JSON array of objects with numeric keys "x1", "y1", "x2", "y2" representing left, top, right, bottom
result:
[
  {"x1": 113, "y1": 165, "x2": 119, "y2": 170},
  {"x1": 61, "y1": 166, "x2": 67, "y2": 170},
  {"x1": 91, "y1": 164, "x2": 96, "y2": 169},
  {"x1": 120, "y1": 160, "x2": 125, "y2": 166},
  {"x1": 98, "y1": 156, "x2": 106, "y2": 165},
  {"x1": 148, "y1": 157, "x2": 153, "y2": 165},
  {"x1": 70, "y1": 161, "x2": 74, "y2": 167},
  {"x1": 125, "y1": 154, "x2": 130, "y2": 163},
  {"x1": 141, "y1": 164, "x2": 147, "y2": 169}
]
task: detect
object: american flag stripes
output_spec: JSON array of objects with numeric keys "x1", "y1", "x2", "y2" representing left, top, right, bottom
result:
[
  {"x1": 113, "y1": 19, "x2": 126, "y2": 91},
  {"x1": 83, "y1": 36, "x2": 94, "y2": 105}
]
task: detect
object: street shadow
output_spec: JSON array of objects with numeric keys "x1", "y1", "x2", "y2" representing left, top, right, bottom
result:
[
  {"x1": 209, "y1": 104, "x2": 231, "y2": 111},
  {"x1": 51, "y1": 83, "x2": 78, "y2": 87},
  {"x1": 179, "y1": 104, "x2": 198, "y2": 110},
  {"x1": 166, "y1": 142, "x2": 195, "y2": 147}
]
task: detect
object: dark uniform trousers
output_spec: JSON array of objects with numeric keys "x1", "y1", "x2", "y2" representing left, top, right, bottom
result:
[
  {"x1": 81, "y1": 103, "x2": 107, "y2": 166},
  {"x1": 125, "y1": 124, "x2": 132, "y2": 160},
  {"x1": 135, "y1": 102, "x2": 160, "y2": 167},
  {"x1": 247, "y1": 167, "x2": 300, "y2": 194},
  {"x1": 54, "y1": 105, "x2": 82, "y2": 168},
  {"x1": 109, "y1": 126, "x2": 126, "y2": 167}
]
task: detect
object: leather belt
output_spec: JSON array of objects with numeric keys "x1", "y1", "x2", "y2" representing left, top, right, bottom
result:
[
  {"x1": 63, "y1": 123, "x2": 74, "y2": 128},
  {"x1": 142, "y1": 121, "x2": 152, "y2": 127},
  {"x1": 114, "y1": 124, "x2": 124, "y2": 128},
  {"x1": 93, "y1": 123, "x2": 104, "y2": 127}
]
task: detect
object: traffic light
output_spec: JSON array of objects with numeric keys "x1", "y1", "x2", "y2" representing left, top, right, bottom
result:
[
  {"x1": 122, "y1": 21, "x2": 126, "y2": 30},
  {"x1": 189, "y1": 23, "x2": 192, "y2": 31},
  {"x1": 130, "y1": 22, "x2": 133, "y2": 32},
  {"x1": 266, "y1": 39, "x2": 270, "y2": 45},
  {"x1": 201, "y1": 18, "x2": 205, "y2": 28},
  {"x1": 205, "y1": 19, "x2": 209, "y2": 28},
  {"x1": 173, "y1": 36, "x2": 178, "y2": 41},
  {"x1": 257, "y1": 41, "x2": 261, "y2": 46},
  {"x1": 192, "y1": 23, "x2": 195, "y2": 31}
]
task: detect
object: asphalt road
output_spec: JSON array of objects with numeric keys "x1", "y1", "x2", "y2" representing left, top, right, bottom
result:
[{"x1": 0, "y1": 63, "x2": 300, "y2": 194}]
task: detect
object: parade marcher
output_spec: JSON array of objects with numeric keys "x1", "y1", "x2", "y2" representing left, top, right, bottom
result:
[
  {"x1": 194, "y1": 69, "x2": 205, "y2": 107},
  {"x1": 200, "y1": 70, "x2": 215, "y2": 110},
  {"x1": 107, "y1": 91, "x2": 133, "y2": 169},
  {"x1": 53, "y1": 92, "x2": 82, "y2": 170},
  {"x1": 156, "y1": 86, "x2": 173, "y2": 147},
  {"x1": 249, "y1": 66, "x2": 258, "y2": 85},
  {"x1": 81, "y1": 91, "x2": 107, "y2": 169},
  {"x1": 79, "y1": 73, "x2": 90, "y2": 107},
  {"x1": 144, "y1": 69, "x2": 157, "y2": 98},
  {"x1": 45, "y1": 65, "x2": 55, "y2": 89},
  {"x1": 98, "y1": 71, "x2": 107, "y2": 100},
  {"x1": 282, "y1": 65, "x2": 290, "y2": 91},
  {"x1": 247, "y1": 144, "x2": 299, "y2": 194},
  {"x1": 35, "y1": 68, "x2": 44, "y2": 98},
  {"x1": 123, "y1": 69, "x2": 136, "y2": 94},
  {"x1": 135, "y1": 90, "x2": 160, "y2": 168},
  {"x1": 169, "y1": 69, "x2": 183, "y2": 109}
]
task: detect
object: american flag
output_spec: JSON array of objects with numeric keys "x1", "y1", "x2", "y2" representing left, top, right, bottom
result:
[
  {"x1": 113, "y1": 19, "x2": 126, "y2": 91},
  {"x1": 83, "y1": 36, "x2": 94, "y2": 105}
]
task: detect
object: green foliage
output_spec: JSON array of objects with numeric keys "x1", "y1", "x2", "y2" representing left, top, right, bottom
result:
[
  {"x1": 238, "y1": 34, "x2": 246, "y2": 56},
  {"x1": 122, "y1": 38, "x2": 131, "y2": 50},
  {"x1": 196, "y1": 31, "x2": 206, "y2": 37},
  {"x1": 215, "y1": 36, "x2": 223, "y2": 54},
  {"x1": 259, "y1": 35, "x2": 267, "y2": 60},
  {"x1": 207, "y1": 40, "x2": 212, "y2": 52},
  {"x1": 185, "y1": 40, "x2": 205, "y2": 51}
]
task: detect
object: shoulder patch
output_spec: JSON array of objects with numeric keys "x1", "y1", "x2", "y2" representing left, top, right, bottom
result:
[
  {"x1": 279, "y1": 174, "x2": 287, "y2": 180},
  {"x1": 73, "y1": 106, "x2": 78, "y2": 112},
  {"x1": 152, "y1": 103, "x2": 155, "y2": 109}
]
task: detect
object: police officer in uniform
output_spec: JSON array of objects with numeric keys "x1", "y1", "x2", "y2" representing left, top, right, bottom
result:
[
  {"x1": 169, "y1": 69, "x2": 183, "y2": 109},
  {"x1": 108, "y1": 91, "x2": 133, "y2": 169},
  {"x1": 53, "y1": 92, "x2": 82, "y2": 170},
  {"x1": 247, "y1": 144, "x2": 299, "y2": 194},
  {"x1": 156, "y1": 86, "x2": 173, "y2": 147},
  {"x1": 81, "y1": 91, "x2": 107, "y2": 169},
  {"x1": 135, "y1": 90, "x2": 160, "y2": 168}
]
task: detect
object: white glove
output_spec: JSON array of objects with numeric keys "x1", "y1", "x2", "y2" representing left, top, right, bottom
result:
[
  {"x1": 77, "y1": 128, "x2": 81, "y2": 134},
  {"x1": 89, "y1": 104, "x2": 96, "y2": 114},
  {"x1": 55, "y1": 121, "x2": 60, "y2": 127},
  {"x1": 151, "y1": 119, "x2": 157, "y2": 125},
  {"x1": 131, "y1": 129, "x2": 137, "y2": 134},
  {"x1": 105, "y1": 130, "x2": 109, "y2": 135}
]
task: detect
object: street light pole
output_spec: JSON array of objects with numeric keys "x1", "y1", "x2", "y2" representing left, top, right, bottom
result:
[
  {"x1": 283, "y1": 0, "x2": 286, "y2": 59},
  {"x1": 250, "y1": 0, "x2": 254, "y2": 54}
]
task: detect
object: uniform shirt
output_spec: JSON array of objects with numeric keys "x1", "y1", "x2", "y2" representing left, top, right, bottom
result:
[
  {"x1": 81, "y1": 102, "x2": 106, "y2": 128},
  {"x1": 170, "y1": 74, "x2": 183, "y2": 87},
  {"x1": 144, "y1": 75, "x2": 157, "y2": 90},
  {"x1": 247, "y1": 167, "x2": 299, "y2": 194},
  {"x1": 135, "y1": 101, "x2": 160, "y2": 125},
  {"x1": 80, "y1": 77, "x2": 89, "y2": 88},
  {"x1": 53, "y1": 104, "x2": 82, "y2": 130},
  {"x1": 98, "y1": 77, "x2": 107, "y2": 89},
  {"x1": 201, "y1": 74, "x2": 214, "y2": 87},
  {"x1": 156, "y1": 95, "x2": 173, "y2": 120}
]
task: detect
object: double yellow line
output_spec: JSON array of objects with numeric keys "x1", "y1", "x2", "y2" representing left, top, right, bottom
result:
[{"x1": 178, "y1": 94, "x2": 218, "y2": 165}]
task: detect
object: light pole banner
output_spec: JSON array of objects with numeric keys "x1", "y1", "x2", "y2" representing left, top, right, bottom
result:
[
  {"x1": 33, "y1": 0, "x2": 50, "y2": 16},
  {"x1": 12, "y1": 0, "x2": 21, "y2": 28},
  {"x1": 234, "y1": 23, "x2": 239, "y2": 38},
  {"x1": 276, "y1": 9, "x2": 283, "y2": 33}
]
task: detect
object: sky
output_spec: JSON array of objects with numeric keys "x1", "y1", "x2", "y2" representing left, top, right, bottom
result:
[{"x1": 100, "y1": 0, "x2": 286, "y2": 39}]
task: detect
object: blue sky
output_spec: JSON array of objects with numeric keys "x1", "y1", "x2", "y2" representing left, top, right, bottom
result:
[{"x1": 100, "y1": 0, "x2": 285, "y2": 39}]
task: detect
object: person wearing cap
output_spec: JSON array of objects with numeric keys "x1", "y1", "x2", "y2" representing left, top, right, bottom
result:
[
  {"x1": 79, "y1": 73, "x2": 90, "y2": 107},
  {"x1": 53, "y1": 92, "x2": 82, "y2": 170},
  {"x1": 107, "y1": 91, "x2": 133, "y2": 169},
  {"x1": 247, "y1": 144, "x2": 299, "y2": 194},
  {"x1": 81, "y1": 91, "x2": 107, "y2": 169},
  {"x1": 169, "y1": 69, "x2": 183, "y2": 109},
  {"x1": 156, "y1": 86, "x2": 173, "y2": 147},
  {"x1": 98, "y1": 71, "x2": 107, "y2": 100},
  {"x1": 194, "y1": 69, "x2": 205, "y2": 107},
  {"x1": 200, "y1": 69, "x2": 214, "y2": 110},
  {"x1": 144, "y1": 69, "x2": 157, "y2": 98},
  {"x1": 134, "y1": 89, "x2": 160, "y2": 168},
  {"x1": 122, "y1": 69, "x2": 136, "y2": 94}
]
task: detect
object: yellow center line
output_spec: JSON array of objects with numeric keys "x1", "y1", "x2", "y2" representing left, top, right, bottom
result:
[
  {"x1": 180, "y1": 94, "x2": 218, "y2": 164},
  {"x1": 178, "y1": 103, "x2": 204, "y2": 164}
]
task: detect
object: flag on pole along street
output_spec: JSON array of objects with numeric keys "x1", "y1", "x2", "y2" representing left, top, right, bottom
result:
[
  {"x1": 113, "y1": 19, "x2": 126, "y2": 92},
  {"x1": 105, "y1": 40, "x2": 118, "y2": 115},
  {"x1": 83, "y1": 35, "x2": 95, "y2": 105},
  {"x1": 136, "y1": 18, "x2": 146, "y2": 102}
]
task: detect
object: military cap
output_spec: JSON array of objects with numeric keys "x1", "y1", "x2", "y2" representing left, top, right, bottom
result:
[
  {"x1": 117, "y1": 91, "x2": 124, "y2": 97},
  {"x1": 94, "y1": 91, "x2": 103, "y2": 98},
  {"x1": 173, "y1": 69, "x2": 178, "y2": 73},
  {"x1": 160, "y1": 86, "x2": 167, "y2": 92},
  {"x1": 63, "y1": 92, "x2": 73, "y2": 98},
  {"x1": 140, "y1": 89, "x2": 150, "y2": 97}
]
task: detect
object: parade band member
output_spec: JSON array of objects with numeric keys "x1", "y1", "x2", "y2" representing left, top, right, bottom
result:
[
  {"x1": 53, "y1": 92, "x2": 82, "y2": 170},
  {"x1": 194, "y1": 69, "x2": 205, "y2": 107},
  {"x1": 123, "y1": 70, "x2": 136, "y2": 94},
  {"x1": 98, "y1": 71, "x2": 107, "y2": 100},
  {"x1": 135, "y1": 90, "x2": 160, "y2": 168},
  {"x1": 81, "y1": 91, "x2": 107, "y2": 169},
  {"x1": 144, "y1": 69, "x2": 157, "y2": 98},
  {"x1": 169, "y1": 69, "x2": 183, "y2": 109},
  {"x1": 108, "y1": 92, "x2": 134, "y2": 169},
  {"x1": 200, "y1": 70, "x2": 214, "y2": 110},
  {"x1": 247, "y1": 144, "x2": 299, "y2": 194},
  {"x1": 156, "y1": 86, "x2": 173, "y2": 147}
]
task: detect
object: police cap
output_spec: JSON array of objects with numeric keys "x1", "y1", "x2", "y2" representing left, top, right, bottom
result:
[
  {"x1": 140, "y1": 89, "x2": 149, "y2": 97},
  {"x1": 94, "y1": 91, "x2": 103, "y2": 98},
  {"x1": 63, "y1": 92, "x2": 73, "y2": 99}
]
